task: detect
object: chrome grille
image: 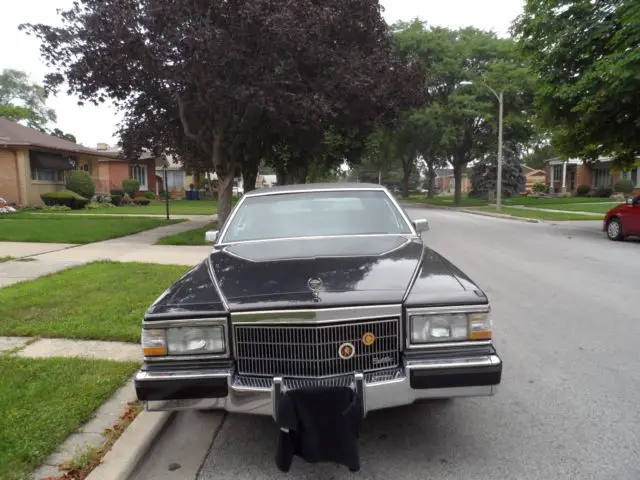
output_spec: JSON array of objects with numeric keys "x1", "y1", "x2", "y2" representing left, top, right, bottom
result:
[{"x1": 233, "y1": 318, "x2": 400, "y2": 378}]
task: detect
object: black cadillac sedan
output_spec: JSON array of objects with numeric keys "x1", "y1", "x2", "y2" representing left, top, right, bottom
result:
[{"x1": 135, "y1": 183, "x2": 502, "y2": 418}]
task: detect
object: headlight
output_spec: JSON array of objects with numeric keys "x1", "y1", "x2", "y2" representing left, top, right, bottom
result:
[
  {"x1": 409, "y1": 311, "x2": 492, "y2": 344},
  {"x1": 142, "y1": 325, "x2": 226, "y2": 356}
]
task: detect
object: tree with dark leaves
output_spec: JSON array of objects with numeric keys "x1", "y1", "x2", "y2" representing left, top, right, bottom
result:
[
  {"x1": 470, "y1": 153, "x2": 525, "y2": 199},
  {"x1": 21, "y1": 0, "x2": 423, "y2": 223}
]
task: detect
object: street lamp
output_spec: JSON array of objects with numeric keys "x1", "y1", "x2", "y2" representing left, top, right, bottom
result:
[{"x1": 460, "y1": 80, "x2": 504, "y2": 212}]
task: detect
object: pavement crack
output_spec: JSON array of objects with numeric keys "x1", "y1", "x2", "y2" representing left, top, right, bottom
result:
[{"x1": 195, "y1": 412, "x2": 228, "y2": 479}]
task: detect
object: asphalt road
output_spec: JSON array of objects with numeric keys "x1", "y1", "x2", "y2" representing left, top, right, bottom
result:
[{"x1": 131, "y1": 208, "x2": 640, "y2": 480}]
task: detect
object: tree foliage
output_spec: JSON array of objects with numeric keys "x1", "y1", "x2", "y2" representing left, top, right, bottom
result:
[
  {"x1": 51, "y1": 128, "x2": 77, "y2": 143},
  {"x1": 360, "y1": 21, "x2": 536, "y2": 204},
  {"x1": 470, "y1": 153, "x2": 525, "y2": 198},
  {"x1": 21, "y1": 0, "x2": 423, "y2": 223},
  {"x1": 513, "y1": 0, "x2": 640, "y2": 169},
  {"x1": 0, "y1": 69, "x2": 56, "y2": 131}
]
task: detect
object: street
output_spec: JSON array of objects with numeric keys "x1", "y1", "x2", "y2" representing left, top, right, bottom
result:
[{"x1": 131, "y1": 208, "x2": 640, "y2": 480}]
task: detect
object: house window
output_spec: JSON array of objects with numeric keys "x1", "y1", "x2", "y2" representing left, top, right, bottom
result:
[
  {"x1": 552, "y1": 165, "x2": 563, "y2": 182},
  {"x1": 78, "y1": 162, "x2": 92, "y2": 175},
  {"x1": 593, "y1": 167, "x2": 611, "y2": 188},
  {"x1": 31, "y1": 169, "x2": 65, "y2": 182},
  {"x1": 165, "y1": 170, "x2": 185, "y2": 190},
  {"x1": 130, "y1": 164, "x2": 148, "y2": 188}
]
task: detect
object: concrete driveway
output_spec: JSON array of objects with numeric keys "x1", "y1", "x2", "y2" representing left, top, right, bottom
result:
[{"x1": 132, "y1": 209, "x2": 640, "y2": 480}]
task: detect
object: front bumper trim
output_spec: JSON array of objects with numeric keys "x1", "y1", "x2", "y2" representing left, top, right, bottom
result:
[{"x1": 136, "y1": 354, "x2": 501, "y2": 415}]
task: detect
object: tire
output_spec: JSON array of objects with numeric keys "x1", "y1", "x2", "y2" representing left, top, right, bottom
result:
[{"x1": 606, "y1": 217, "x2": 623, "y2": 241}]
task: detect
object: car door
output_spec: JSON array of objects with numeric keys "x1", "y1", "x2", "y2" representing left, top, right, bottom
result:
[{"x1": 629, "y1": 197, "x2": 640, "y2": 234}]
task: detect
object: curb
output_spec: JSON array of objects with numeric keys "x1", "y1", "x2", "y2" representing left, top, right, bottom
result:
[
  {"x1": 86, "y1": 411, "x2": 173, "y2": 480},
  {"x1": 459, "y1": 209, "x2": 539, "y2": 223}
]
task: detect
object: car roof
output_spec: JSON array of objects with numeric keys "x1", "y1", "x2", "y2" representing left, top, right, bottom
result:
[{"x1": 243, "y1": 182, "x2": 386, "y2": 197}]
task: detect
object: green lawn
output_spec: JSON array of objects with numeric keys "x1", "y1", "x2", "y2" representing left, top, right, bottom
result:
[
  {"x1": 475, "y1": 206, "x2": 603, "y2": 221},
  {"x1": 0, "y1": 356, "x2": 138, "y2": 480},
  {"x1": 0, "y1": 261, "x2": 190, "y2": 342},
  {"x1": 407, "y1": 195, "x2": 489, "y2": 207},
  {"x1": 0, "y1": 214, "x2": 182, "y2": 244},
  {"x1": 523, "y1": 202, "x2": 621, "y2": 213},
  {"x1": 504, "y1": 196, "x2": 619, "y2": 206},
  {"x1": 156, "y1": 221, "x2": 219, "y2": 245},
  {"x1": 63, "y1": 198, "x2": 231, "y2": 216},
  {"x1": 0, "y1": 256, "x2": 15, "y2": 263}
]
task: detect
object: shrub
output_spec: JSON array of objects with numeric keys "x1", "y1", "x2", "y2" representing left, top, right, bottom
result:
[
  {"x1": 159, "y1": 191, "x2": 172, "y2": 200},
  {"x1": 143, "y1": 191, "x2": 155, "y2": 200},
  {"x1": 66, "y1": 171, "x2": 96, "y2": 199},
  {"x1": 614, "y1": 179, "x2": 634, "y2": 195},
  {"x1": 110, "y1": 188, "x2": 125, "y2": 196},
  {"x1": 133, "y1": 197, "x2": 150, "y2": 205},
  {"x1": 532, "y1": 182, "x2": 548, "y2": 193},
  {"x1": 41, "y1": 190, "x2": 89, "y2": 209},
  {"x1": 110, "y1": 194, "x2": 122, "y2": 206},
  {"x1": 86, "y1": 201, "x2": 115, "y2": 209},
  {"x1": 122, "y1": 179, "x2": 140, "y2": 196},
  {"x1": 42, "y1": 205, "x2": 72, "y2": 212},
  {"x1": 120, "y1": 195, "x2": 132, "y2": 205},
  {"x1": 576, "y1": 184, "x2": 591, "y2": 196},
  {"x1": 594, "y1": 187, "x2": 613, "y2": 198}
]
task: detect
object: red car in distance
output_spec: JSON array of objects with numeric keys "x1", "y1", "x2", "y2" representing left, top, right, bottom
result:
[{"x1": 604, "y1": 196, "x2": 640, "y2": 241}]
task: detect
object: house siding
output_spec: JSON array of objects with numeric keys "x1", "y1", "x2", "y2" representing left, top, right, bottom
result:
[{"x1": 0, "y1": 148, "x2": 21, "y2": 204}]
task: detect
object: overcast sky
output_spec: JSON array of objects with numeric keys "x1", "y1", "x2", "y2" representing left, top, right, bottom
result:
[{"x1": 1, "y1": 0, "x2": 524, "y2": 148}]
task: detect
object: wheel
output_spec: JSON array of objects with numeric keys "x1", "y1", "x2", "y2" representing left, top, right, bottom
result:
[{"x1": 606, "y1": 217, "x2": 623, "y2": 241}]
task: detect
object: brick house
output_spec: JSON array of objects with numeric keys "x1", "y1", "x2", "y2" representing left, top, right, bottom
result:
[
  {"x1": 96, "y1": 145, "x2": 161, "y2": 194},
  {"x1": 544, "y1": 157, "x2": 640, "y2": 195},
  {"x1": 522, "y1": 166, "x2": 546, "y2": 193},
  {"x1": 0, "y1": 118, "x2": 120, "y2": 206}
]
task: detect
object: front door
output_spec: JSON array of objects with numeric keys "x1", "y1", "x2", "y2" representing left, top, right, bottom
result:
[{"x1": 627, "y1": 197, "x2": 640, "y2": 235}]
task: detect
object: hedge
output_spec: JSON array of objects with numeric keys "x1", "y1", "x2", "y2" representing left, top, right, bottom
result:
[{"x1": 41, "y1": 190, "x2": 89, "y2": 209}]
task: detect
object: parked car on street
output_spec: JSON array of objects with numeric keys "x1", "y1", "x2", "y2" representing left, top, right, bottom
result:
[
  {"x1": 603, "y1": 195, "x2": 640, "y2": 241},
  {"x1": 134, "y1": 183, "x2": 502, "y2": 460}
]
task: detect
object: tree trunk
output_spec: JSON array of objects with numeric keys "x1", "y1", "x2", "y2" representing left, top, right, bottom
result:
[
  {"x1": 453, "y1": 162, "x2": 462, "y2": 206},
  {"x1": 427, "y1": 161, "x2": 436, "y2": 199},
  {"x1": 211, "y1": 131, "x2": 234, "y2": 225},
  {"x1": 275, "y1": 163, "x2": 286, "y2": 186},
  {"x1": 402, "y1": 158, "x2": 410, "y2": 199},
  {"x1": 282, "y1": 162, "x2": 308, "y2": 184},
  {"x1": 241, "y1": 157, "x2": 259, "y2": 193}
]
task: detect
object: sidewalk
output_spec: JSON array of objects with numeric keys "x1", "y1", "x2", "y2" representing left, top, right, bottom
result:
[{"x1": 0, "y1": 218, "x2": 213, "y2": 288}]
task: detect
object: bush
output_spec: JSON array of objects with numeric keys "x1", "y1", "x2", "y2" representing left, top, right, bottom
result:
[
  {"x1": 122, "y1": 179, "x2": 140, "y2": 196},
  {"x1": 576, "y1": 184, "x2": 591, "y2": 196},
  {"x1": 614, "y1": 179, "x2": 634, "y2": 195},
  {"x1": 532, "y1": 182, "x2": 548, "y2": 193},
  {"x1": 594, "y1": 187, "x2": 613, "y2": 198},
  {"x1": 110, "y1": 188, "x2": 125, "y2": 196},
  {"x1": 66, "y1": 171, "x2": 96, "y2": 199},
  {"x1": 143, "y1": 191, "x2": 155, "y2": 200},
  {"x1": 159, "y1": 191, "x2": 172, "y2": 200},
  {"x1": 133, "y1": 197, "x2": 150, "y2": 205},
  {"x1": 120, "y1": 195, "x2": 132, "y2": 205},
  {"x1": 41, "y1": 190, "x2": 89, "y2": 209},
  {"x1": 42, "y1": 205, "x2": 72, "y2": 212},
  {"x1": 110, "y1": 194, "x2": 122, "y2": 206}
]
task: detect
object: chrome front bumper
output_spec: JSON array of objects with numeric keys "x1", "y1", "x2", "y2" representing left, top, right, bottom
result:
[{"x1": 136, "y1": 354, "x2": 502, "y2": 416}]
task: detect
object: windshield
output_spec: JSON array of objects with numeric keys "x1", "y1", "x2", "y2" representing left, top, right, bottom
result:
[{"x1": 220, "y1": 190, "x2": 413, "y2": 243}]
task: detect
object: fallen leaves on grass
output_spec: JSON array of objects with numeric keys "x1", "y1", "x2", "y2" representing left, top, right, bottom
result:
[{"x1": 45, "y1": 402, "x2": 143, "y2": 480}]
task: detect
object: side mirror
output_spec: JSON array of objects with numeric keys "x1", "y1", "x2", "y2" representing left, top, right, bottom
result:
[
  {"x1": 205, "y1": 230, "x2": 219, "y2": 243},
  {"x1": 412, "y1": 219, "x2": 430, "y2": 233}
]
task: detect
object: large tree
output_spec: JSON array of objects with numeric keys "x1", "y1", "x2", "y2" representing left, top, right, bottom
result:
[
  {"x1": 513, "y1": 0, "x2": 640, "y2": 169},
  {"x1": 22, "y1": 0, "x2": 423, "y2": 223},
  {"x1": 0, "y1": 69, "x2": 56, "y2": 131}
]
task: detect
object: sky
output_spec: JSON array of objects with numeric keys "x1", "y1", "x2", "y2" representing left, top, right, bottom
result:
[{"x1": 0, "y1": 0, "x2": 524, "y2": 148}]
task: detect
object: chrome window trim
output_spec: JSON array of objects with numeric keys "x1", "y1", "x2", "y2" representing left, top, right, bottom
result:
[
  {"x1": 216, "y1": 186, "x2": 417, "y2": 245},
  {"x1": 216, "y1": 233, "x2": 417, "y2": 248},
  {"x1": 405, "y1": 304, "x2": 491, "y2": 350},
  {"x1": 142, "y1": 317, "x2": 230, "y2": 360},
  {"x1": 231, "y1": 304, "x2": 402, "y2": 324}
]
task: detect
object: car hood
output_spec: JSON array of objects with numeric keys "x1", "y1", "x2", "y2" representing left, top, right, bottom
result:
[{"x1": 210, "y1": 236, "x2": 424, "y2": 310}]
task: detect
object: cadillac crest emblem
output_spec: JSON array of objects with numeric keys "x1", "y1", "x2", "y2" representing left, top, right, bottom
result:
[{"x1": 338, "y1": 342, "x2": 356, "y2": 360}]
